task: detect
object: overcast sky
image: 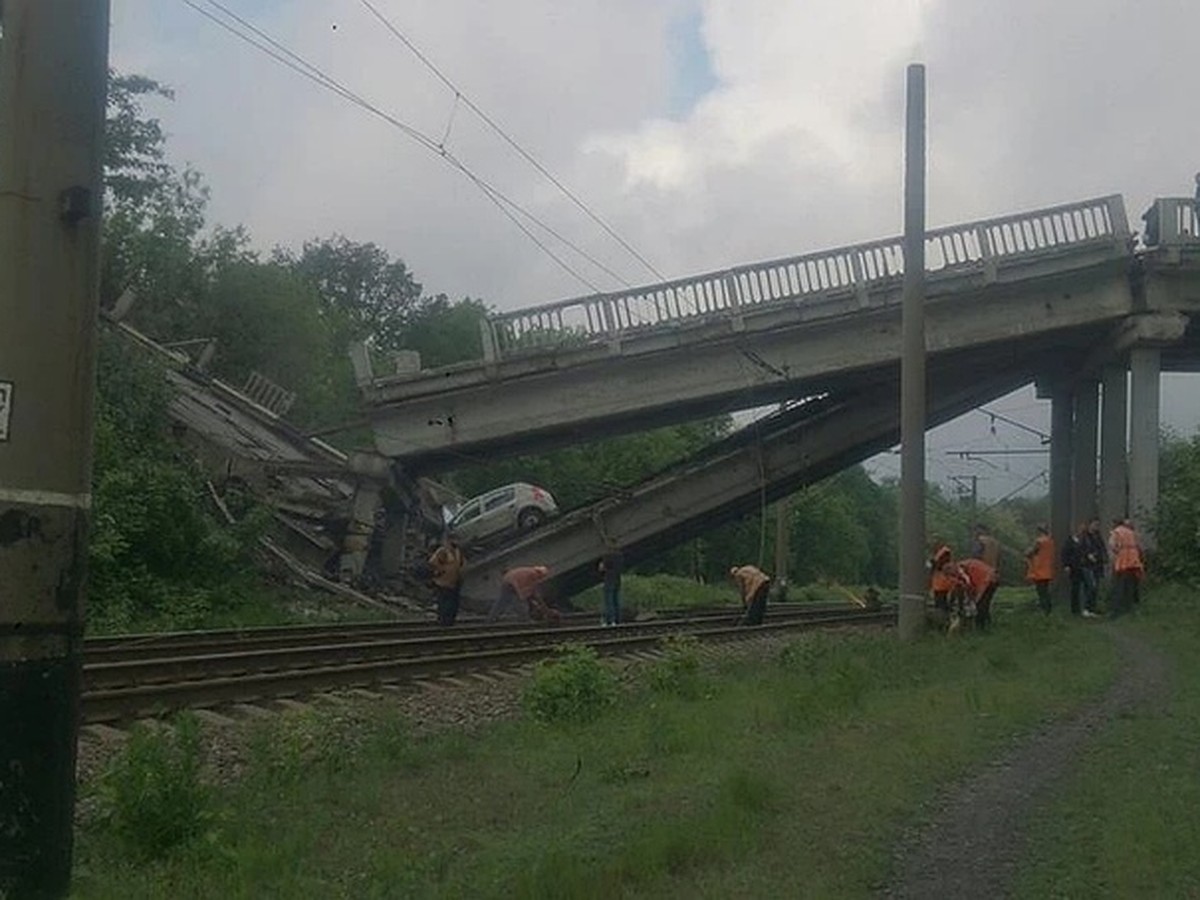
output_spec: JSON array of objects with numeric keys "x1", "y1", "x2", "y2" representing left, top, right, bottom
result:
[{"x1": 110, "y1": 0, "x2": 1200, "y2": 499}]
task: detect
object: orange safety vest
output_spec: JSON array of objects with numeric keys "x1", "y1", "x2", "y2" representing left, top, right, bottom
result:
[
  {"x1": 1110, "y1": 525, "x2": 1144, "y2": 575},
  {"x1": 958, "y1": 558, "x2": 998, "y2": 600},
  {"x1": 1025, "y1": 534, "x2": 1055, "y2": 583},
  {"x1": 930, "y1": 544, "x2": 956, "y2": 593}
]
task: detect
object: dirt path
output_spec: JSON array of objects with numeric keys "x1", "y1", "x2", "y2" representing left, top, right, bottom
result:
[{"x1": 883, "y1": 627, "x2": 1168, "y2": 899}]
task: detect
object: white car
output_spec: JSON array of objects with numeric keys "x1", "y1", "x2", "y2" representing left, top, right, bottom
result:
[{"x1": 448, "y1": 482, "x2": 559, "y2": 546}]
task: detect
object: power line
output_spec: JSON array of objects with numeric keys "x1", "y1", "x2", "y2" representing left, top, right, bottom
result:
[
  {"x1": 945, "y1": 448, "x2": 1049, "y2": 457},
  {"x1": 985, "y1": 469, "x2": 1048, "y2": 507},
  {"x1": 182, "y1": 0, "x2": 631, "y2": 293},
  {"x1": 192, "y1": 0, "x2": 619, "y2": 290},
  {"x1": 356, "y1": 0, "x2": 665, "y2": 283}
]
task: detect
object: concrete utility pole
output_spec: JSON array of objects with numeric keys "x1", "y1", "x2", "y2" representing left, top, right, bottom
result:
[
  {"x1": 774, "y1": 495, "x2": 790, "y2": 600},
  {"x1": 0, "y1": 1, "x2": 110, "y2": 895},
  {"x1": 898, "y1": 64, "x2": 927, "y2": 641}
]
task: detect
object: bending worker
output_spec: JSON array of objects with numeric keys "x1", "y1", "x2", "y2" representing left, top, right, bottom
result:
[
  {"x1": 428, "y1": 536, "x2": 466, "y2": 627},
  {"x1": 489, "y1": 565, "x2": 551, "y2": 623},
  {"x1": 954, "y1": 557, "x2": 999, "y2": 630},
  {"x1": 730, "y1": 564, "x2": 771, "y2": 626}
]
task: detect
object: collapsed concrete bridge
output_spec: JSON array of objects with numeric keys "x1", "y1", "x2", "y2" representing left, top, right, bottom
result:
[
  {"x1": 353, "y1": 195, "x2": 1200, "y2": 603},
  {"x1": 113, "y1": 194, "x2": 1200, "y2": 610}
]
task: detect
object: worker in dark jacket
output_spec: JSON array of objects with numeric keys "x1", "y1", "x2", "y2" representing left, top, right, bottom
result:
[
  {"x1": 1082, "y1": 518, "x2": 1107, "y2": 616},
  {"x1": 970, "y1": 524, "x2": 1001, "y2": 569},
  {"x1": 598, "y1": 547, "x2": 624, "y2": 626},
  {"x1": 1060, "y1": 523, "x2": 1089, "y2": 617}
]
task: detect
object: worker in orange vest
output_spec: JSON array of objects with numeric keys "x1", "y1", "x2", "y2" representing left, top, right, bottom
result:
[
  {"x1": 489, "y1": 565, "x2": 551, "y2": 623},
  {"x1": 428, "y1": 536, "x2": 466, "y2": 626},
  {"x1": 1108, "y1": 518, "x2": 1144, "y2": 618},
  {"x1": 955, "y1": 557, "x2": 1000, "y2": 630},
  {"x1": 929, "y1": 537, "x2": 956, "y2": 619},
  {"x1": 1025, "y1": 524, "x2": 1056, "y2": 614}
]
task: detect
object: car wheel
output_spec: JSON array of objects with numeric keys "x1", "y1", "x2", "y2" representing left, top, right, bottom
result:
[{"x1": 518, "y1": 507, "x2": 546, "y2": 530}]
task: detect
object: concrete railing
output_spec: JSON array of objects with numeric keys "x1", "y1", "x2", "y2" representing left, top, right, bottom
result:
[
  {"x1": 1144, "y1": 197, "x2": 1200, "y2": 247},
  {"x1": 484, "y1": 195, "x2": 1129, "y2": 358}
]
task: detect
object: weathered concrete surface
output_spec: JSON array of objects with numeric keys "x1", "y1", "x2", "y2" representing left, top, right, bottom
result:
[{"x1": 371, "y1": 262, "x2": 1134, "y2": 469}]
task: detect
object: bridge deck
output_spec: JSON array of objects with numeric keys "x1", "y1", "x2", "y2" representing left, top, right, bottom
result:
[{"x1": 363, "y1": 195, "x2": 1136, "y2": 469}]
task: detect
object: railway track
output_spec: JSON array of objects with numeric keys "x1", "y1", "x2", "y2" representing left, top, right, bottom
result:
[
  {"x1": 81, "y1": 604, "x2": 894, "y2": 724},
  {"x1": 82, "y1": 602, "x2": 851, "y2": 663}
]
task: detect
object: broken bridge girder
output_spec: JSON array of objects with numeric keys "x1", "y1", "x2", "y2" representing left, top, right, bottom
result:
[{"x1": 458, "y1": 351, "x2": 1039, "y2": 606}]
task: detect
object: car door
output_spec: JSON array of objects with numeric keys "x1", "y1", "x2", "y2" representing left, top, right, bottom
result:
[
  {"x1": 450, "y1": 499, "x2": 483, "y2": 542},
  {"x1": 476, "y1": 486, "x2": 517, "y2": 539}
]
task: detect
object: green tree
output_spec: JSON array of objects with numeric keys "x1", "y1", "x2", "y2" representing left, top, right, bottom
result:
[
  {"x1": 449, "y1": 418, "x2": 731, "y2": 513},
  {"x1": 190, "y1": 261, "x2": 352, "y2": 428},
  {"x1": 398, "y1": 295, "x2": 491, "y2": 368},
  {"x1": 104, "y1": 72, "x2": 175, "y2": 214},
  {"x1": 275, "y1": 235, "x2": 424, "y2": 351},
  {"x1": 1156, "y1": 433, "x2": 1200, "y2": 579},
  {"x1": 89, "y1": 332, "x2": 264, "y2": 632}
]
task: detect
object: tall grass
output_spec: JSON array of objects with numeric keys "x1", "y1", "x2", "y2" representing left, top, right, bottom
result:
[{"x1": 73, "y1": 598, "x2": 1117, "y2": 898}]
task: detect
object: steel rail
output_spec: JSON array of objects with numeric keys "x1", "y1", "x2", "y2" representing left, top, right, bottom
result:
[
  {"x1": 81, "y1": 608, "x2": 894, "y2": 723},
  {"x1": 82, "y1": 605, "x2": 859, "y2": 691},
  {"x1": 82, "y1": 602, "x2": 853, "y2": 663}
]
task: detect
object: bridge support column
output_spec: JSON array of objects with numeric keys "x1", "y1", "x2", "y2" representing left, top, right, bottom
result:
[
  {"x1": 1049, "y1": 386, "x2": 1074, "y2": 568},
  {"x1": 1072, "y1": 380, "x2": 1100, "y2": 526},
  {"x1": 1128, "y1": 347, "x2": 1161, "y2": 549},
  {"x1": 1099, "y1": 364, "x2": 1128, "y2": 530},
  {"x1": 340, "y1": 485, "x2": 383, "y2": 582}
]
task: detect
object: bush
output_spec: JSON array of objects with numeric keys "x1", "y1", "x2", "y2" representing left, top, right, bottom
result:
[
  {"x1": 523, "y1": 643, "x2": 619, "y2": 725},
  {"x1": 98, "y1": 714, "x2": 213, "y2": 859},
  {"x1": 648, "y1": 633, "x2": 704, "y2": 698},
  {"x1": 88, "y1": 331, "x2": 271, "y2": 632}
]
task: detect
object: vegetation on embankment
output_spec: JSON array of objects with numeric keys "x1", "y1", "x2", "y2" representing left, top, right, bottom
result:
[
  {"x1": 571, "y1": 572, "x2": 892, "y2": 614},
  {"x1": 73, "y1": 597, "x2": 1118, "y2": 898},
  {"x1": 1015, "y1": 584, "x2": 1200, "y2": 898}
]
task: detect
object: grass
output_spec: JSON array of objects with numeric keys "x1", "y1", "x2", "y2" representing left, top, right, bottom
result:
[
  {"x1": 571, "y1": 572, "x2": 892, "y2": 614},
  {"x1": 73, "y1": 596, "x2": 1118, "y2": 898},
  {"x1": 1015, "y1": 583, "x2": 1200, "y2": 898},
  {"x1": 572, "y1": 573, "x2": 736, "y2": 613},
  {"x1": 85, "y1": 581, "x2": 396, "y2": 636}
]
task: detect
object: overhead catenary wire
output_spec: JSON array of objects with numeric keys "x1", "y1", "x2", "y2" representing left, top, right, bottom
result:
[
  {"x1": 356, "y1": 0, "x2": 665, "y2": 283},
  {"x1": 181, "y1": 0, "x2": 633, "y2": 293},
  {"x1": 976, "y1": 406, "x2": 1049, "y2": 442}
]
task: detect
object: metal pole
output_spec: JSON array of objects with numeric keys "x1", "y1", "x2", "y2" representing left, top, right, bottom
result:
[
  {"x1": 898, "y1": 64, "x2": 927, "y2": 641},
  {"x1": 774, "y1": 496, "x2": 790, "y2": 601},
  {"x1": 0, "y1": 1, "x2": 110, "y2": 895},
  {"x1": 1049, "y1": 385, "x2": 1074, "y2": 586}
]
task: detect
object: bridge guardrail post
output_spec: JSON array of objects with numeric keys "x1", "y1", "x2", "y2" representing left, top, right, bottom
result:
[
  {"x1": 479, "y1": 318, "x2": 499, "y2": 372},
  {"x1": 850, "y1": 253, "x2": 870, "y2": 308},
  {"x1": 605, "y1": 297, "x2": 623, "y2": 354},
  {"x1": 1107, "y1": 194, "x2": 1131, "y2": 245},
  {"x1": 975, "y1": 224, "x2": 997, "y2": 283},
  {"x1": 723, "y1": 272, "x2": 746, "y2": 332}
]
